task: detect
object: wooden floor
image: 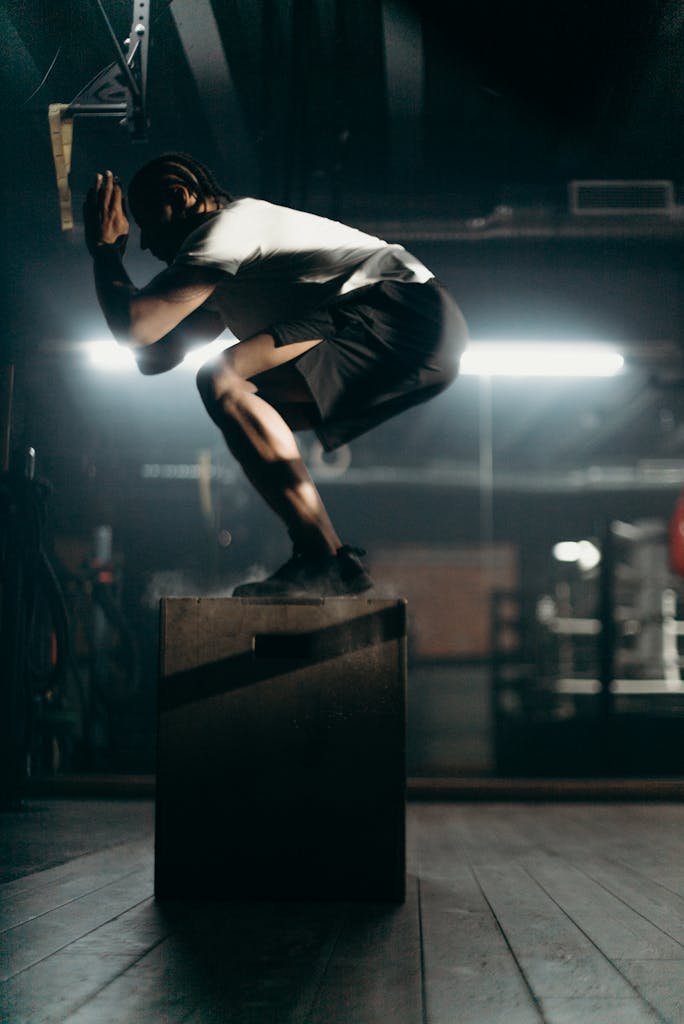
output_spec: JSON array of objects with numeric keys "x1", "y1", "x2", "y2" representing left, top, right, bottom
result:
[{"x1": 2, "y1": 801, "x2": 684, "y2": 1022}]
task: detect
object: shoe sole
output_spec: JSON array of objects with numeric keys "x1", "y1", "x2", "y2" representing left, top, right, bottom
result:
[{"x1": 233, "y1": 574, "x2": 374, "y2": 598}]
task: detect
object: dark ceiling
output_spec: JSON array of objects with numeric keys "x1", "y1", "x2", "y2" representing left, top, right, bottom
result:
[
  {"x1": 5, "y1": 0, "x2": 684, "y2": 200},
  {"x1": 2, "y1": 0, "x2": 684, "y2": 503}
]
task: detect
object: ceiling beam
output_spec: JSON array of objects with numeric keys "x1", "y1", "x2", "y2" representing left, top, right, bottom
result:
[
  {"x1": 171, "y1": 0, "x2": 258, "y2": 190},
  {"x1": 381, "y1": 0, "x2": 424, "y2": 190}
]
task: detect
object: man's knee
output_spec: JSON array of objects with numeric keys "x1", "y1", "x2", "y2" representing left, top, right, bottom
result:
[
  {"x1": 196, "y1": 359, "x2": 219, "y2": 410},
  {"x1": 196, "y1": 356, "x2": 256, "y2": 422}
]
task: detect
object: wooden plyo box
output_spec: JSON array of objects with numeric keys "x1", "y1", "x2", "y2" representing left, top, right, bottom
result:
[{"x1": 155, "y1": 597, "x2": 407, "y2": 901}]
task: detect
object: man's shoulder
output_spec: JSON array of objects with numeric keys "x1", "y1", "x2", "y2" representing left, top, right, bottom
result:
[
  {"x1": 174, "y1": 198, "x2": 271, "y2": 274},
  {"x1": 186, "y1": 198, "x2": 275, "y2": 245},
  {"x1": 216, "y1": 197, "x2": 275, "y2": 220}
]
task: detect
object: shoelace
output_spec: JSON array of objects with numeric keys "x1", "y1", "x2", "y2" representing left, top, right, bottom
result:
[
  {"x1": 278, "y1": 545, "x2": 367, "y2": 575},
  {"x1": 338, "y1": 545, "x2": 367, "y2": 559}
]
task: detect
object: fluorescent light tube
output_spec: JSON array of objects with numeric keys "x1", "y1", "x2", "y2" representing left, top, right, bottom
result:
[{"x1": 460, "y1": 342, "x2": 624, "y2": 377}]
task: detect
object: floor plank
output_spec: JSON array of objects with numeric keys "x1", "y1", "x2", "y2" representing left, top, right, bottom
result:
[
  {"x1": 1, "y1": 865, "x2": 153, "y2": 980},
  {"x1": 304, "y1": 876, "x2": 423, "y2": 1024},
  {"x1": 0, "y1": 842, "x2": 152, "y2": 932},
  {"x1": 0, "y1": 801, "x2": 153, "y2": 883},
  {"x1": 59, "y1": 900, "x2": 347, "y2": 1024},
  {"x1": 0, "y1": 839, "x2": 151, "y2": 901},
  {"x1": 1, "y1": 898, "x2": 169, "y2": 1024},
  {"x1": 553, "y1": 806, "x2": 684, "y2": 900},
  {"x1": 420, "y1": 872, "x2": 542, "y2": 1023},
  {"x1": 541, "y1": 997, "x2": 662, "y2": 1023},
  {"x1": 405, "y1": 806, "x2": 671, "y2": 1024},
  {"x1": 473, "y1": 862, "x2": 647, "y2": 1000},
  {"x1": 569, "y1": 856, "x2": 684, "y2": 947},
  {"x1": 4, "y1": 801, "x2": 684, "y2": 1022},
  {"x1": 613, "y1": 959, "x2": 684, "y2": 1023},
  {"x1": 524, "y1": 855, "x2": 684, "y2": 961}
]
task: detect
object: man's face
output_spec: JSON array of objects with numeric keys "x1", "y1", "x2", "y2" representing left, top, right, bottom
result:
[{"x1": 130, "y1": 190, "x2": 194, "y2": 264}]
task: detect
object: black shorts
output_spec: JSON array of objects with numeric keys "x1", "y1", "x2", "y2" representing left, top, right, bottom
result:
[{"x1": 268, "y1": 278, "x2": 468, "y2": 451}]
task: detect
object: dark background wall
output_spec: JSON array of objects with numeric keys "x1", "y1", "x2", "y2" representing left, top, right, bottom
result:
[{"x1": 2, "y1": 0, "x2": 684, "y2": 775}]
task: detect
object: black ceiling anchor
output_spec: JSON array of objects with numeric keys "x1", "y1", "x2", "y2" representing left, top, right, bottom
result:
[{"x1": 48, "y1": 0, "x2": 150, "y2": 230}]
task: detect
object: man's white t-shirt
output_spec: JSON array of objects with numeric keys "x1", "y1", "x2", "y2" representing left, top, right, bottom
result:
[{"x1": 174, "y1": 198, "x2": 433, "y2": 339}]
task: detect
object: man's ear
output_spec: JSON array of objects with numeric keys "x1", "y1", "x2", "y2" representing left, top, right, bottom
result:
[{"x1": 170, "y1": 184, "x2": 196, "y2": 213}]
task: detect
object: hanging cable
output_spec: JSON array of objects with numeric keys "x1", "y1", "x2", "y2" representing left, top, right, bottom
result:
[
  {"x1": 21, "y1": 47, "x2": 62, "y2": 106},
  {"x1": 21, "y1": 0, "x2": 172, "y2": 110}
]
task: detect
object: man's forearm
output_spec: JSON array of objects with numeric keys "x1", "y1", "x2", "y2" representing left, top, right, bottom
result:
[
  {"x1": 92, "y1": 245, "x2": 143, "y2": 346},
  {"x1": 134, "y1": 308, "x2": 227, "y2": 374},
  {"x1": 91, "y1": 245, "x2": 225, "y2": 373}
]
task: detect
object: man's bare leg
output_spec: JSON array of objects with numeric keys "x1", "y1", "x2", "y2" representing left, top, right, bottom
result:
[{"x1": 197, "y1": 333, "x2": 341, "y2": 556}]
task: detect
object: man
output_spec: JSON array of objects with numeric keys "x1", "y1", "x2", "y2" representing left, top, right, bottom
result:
[{"x1": 85, "y1": 153, "x2": 467, "y2": 596}]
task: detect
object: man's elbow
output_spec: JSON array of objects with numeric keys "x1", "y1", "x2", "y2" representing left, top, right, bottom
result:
[
  {"x1": 127, "y1": 317, "x2": 159, "y2": 348},
  {"x1": 102, "y1": 307, "x2": 141, "y2": 349},
  {"x1": 107, "y1": 302, "x2": 154, "y2": 348},
  {"x1": 135, "y1": 354, "x2": 166, "y2": 375},
  {"x1": 134, "y1": 342, "x2": 186, "y2": 376},
  {"x1": 118, "y1": 304, "x2": 161, "y2": 367},
  {"x1": 128, "y1": 302, "x2": 175, "y2": 348}
]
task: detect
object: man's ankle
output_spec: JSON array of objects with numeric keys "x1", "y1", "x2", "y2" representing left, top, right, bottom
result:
[{"x1": 289, "y1": 530, "x2": 339, "y2": 559}]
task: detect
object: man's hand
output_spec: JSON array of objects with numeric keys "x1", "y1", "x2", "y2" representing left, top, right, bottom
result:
[{"x1": 84, "y1": 170, "x2": 130, "y2": 257}]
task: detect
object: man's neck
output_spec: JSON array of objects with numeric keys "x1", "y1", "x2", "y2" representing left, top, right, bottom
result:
[{"x1": 196, "y1": 196, "x2": 221, "y2": 214}]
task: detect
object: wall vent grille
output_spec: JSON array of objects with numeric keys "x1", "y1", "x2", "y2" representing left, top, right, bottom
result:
[{"x1": 569, "y1": 180, "x2": 675, "y2": 215}]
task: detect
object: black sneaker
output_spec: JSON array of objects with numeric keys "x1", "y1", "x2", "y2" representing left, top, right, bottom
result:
[{"x1": 232, "y1": 546, "x2": 374, "y2": 597}]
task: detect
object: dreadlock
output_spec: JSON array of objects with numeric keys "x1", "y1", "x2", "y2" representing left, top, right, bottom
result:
[{"x1": 128, "y1": 153, "x2": 234, "y2": 208}]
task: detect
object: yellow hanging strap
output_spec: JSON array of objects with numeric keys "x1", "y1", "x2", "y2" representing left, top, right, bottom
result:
[{"x1": 48, "y1": 103, "x2": 74, "y2": 231}]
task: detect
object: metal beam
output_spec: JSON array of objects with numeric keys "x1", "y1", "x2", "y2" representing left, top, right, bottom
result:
[
  {"x1": 171, "y1": 0, "x2": 258, "y2": 190},
  {"x1": 138, "y1": 459, "x2": 684, "y2": 493},
  {"x1": 381, "y1": 0, "x2": 424, "y2": 189},
  {"x1": 354, "y1": 213, "x2": 684, "y2": 243}
]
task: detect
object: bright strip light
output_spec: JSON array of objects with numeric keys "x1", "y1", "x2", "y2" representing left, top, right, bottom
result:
[
  {"x1": 86, "y1": 337, "x2": 624, "y2": 378},
  {"x1": 85, "y1": 337, "x2": 234, "y2": 372},
  {"x1": 460, "y1": 342, "x2": 624, "y2": 377},
  {"x1": 182, "y1": 338, "x2": 234, "y2": 370},
  {"x1": 86, "y1": 339, "x2": 137, "y2": 371}
]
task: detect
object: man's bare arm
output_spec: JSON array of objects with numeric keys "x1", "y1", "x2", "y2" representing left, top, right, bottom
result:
[
  {"x1": 133, "y1": 306, "x2": 227, "y2": 375},
  {"x1": 92, "y1": 246, "x2": 222, "y2": 347},
  {"x1": 86, "y1": 170, "x2": 223, "y2": 348}
]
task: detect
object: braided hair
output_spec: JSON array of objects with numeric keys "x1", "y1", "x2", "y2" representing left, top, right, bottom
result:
[{"x1": 128, "y1": 153, "x2": 233, "y2": 210}]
